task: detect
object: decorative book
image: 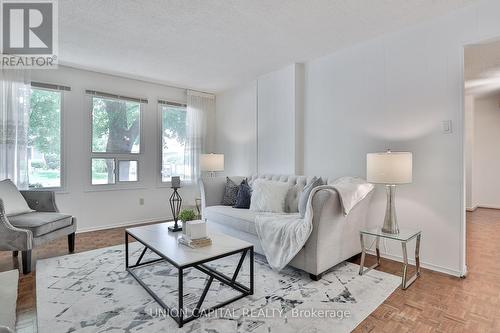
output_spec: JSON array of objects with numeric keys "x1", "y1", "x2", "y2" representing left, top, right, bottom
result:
[{"x1": 178, "y1": 234, "x2": 212, "y2": 248}]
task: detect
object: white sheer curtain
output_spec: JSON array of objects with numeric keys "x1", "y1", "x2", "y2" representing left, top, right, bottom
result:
[
  {"x1": 0, "y1": 70, "x2": 31, "y2": 189},
  {"x1": 185, "y1": 90, "x2": 214, "y2": 183}
]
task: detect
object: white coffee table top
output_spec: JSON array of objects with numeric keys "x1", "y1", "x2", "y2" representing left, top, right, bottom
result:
[{"x1": 126, "y1": 222, "x2": 253, "y2": 267}]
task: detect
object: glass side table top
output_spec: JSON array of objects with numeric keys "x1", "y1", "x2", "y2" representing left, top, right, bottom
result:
[{"x1": 360, "y1": 227, "x2": 421, "y2": 242}]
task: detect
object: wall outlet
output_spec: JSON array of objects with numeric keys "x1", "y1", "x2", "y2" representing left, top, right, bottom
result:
[{"x1": 139, "y1": 198, "x2": 144, "y2": 205}]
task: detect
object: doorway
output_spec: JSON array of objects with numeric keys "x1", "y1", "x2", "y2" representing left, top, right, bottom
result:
[{"x1": 463, "y1": 39, "x2": 500, "y2": 276}]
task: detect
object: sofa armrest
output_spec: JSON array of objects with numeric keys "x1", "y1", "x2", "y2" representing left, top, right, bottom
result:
[
  {"x1": 0, "y1": 199, "x2": 33, "y2": 251},
  {"x1": 199, "y1": 177, "x2": 226, "y2": 212},
  {"x1": 301, "y1": 189, "x2": 371, "y2": 275},
  {"x1": 20, "y1": 190, "x2": 59, "y2": 212}
]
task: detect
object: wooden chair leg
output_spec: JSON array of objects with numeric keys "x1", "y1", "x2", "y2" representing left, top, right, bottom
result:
[
  {"x1": 13, "y1": 250, "x2": 18, "y2": 257},
  {"x1": 22, "y1": 250, "x2": 32, "y2": 274},
  {"x1": 68, "y1": 232, "x2": 75, "y2": 253}
]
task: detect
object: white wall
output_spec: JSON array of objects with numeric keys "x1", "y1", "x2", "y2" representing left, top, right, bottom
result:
[
  {"x1": 216, "y1": 0, "x2": 500, "y2": 276},
  {"x1": 31, "y1": 66, "x2": 207, "y2": 232},
  {"x1": 257, "y1": 64, "x2": 304, "y2": 174},
  {"x1": 215, "y1": 81, "x2": 258, "y2": 176},
  {"x1": 215, "y1": 64, "x2": 304, "y2": 177},
  {"x1": 472, "y1": 94, "x2": 500, "y2": 208}
]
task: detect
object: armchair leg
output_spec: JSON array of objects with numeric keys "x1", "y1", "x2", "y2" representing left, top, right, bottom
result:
[
  {"x1": 68, "y1": 232, "x2": 75, "y2": 253},
  {"x1": 22, "y1": 250, "x2": 32, "y2": 274},
  {"x1": 13, "y1": 251, "x2": 18, "y2": 257}
]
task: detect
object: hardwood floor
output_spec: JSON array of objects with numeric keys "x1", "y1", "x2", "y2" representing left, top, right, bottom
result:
[{"x1": 1, "y1": 208, "x2": 499, "y2": 332}]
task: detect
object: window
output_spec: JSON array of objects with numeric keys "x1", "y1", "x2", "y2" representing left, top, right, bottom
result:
[
  {"x1": 160, "y1": 102, "x2": 188, "y2": 182},
  {"x1": 89, "y1": 93, "x2": 144, "y2": 185},
  {"x1": 92, "y1": 97, "x2": 141, "y2": 153},
  {"x1": 118, "y1": 160, "x2": 138, "y2": 182},
  {"x1": 28, "y1": 88, "x2": 62, "y2": 188},
  {"x1": 91, "y1": 158, "x2": 115, "y2": 185}
]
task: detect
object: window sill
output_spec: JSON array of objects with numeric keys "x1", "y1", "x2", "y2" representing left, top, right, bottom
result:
[
  {"x1": 84, "y1": 185, "x2": 148, "y2": 193},
  {"x1": 156, "y1": 180, "x2": 195, "y2": 189},
  {"x1": 28, "y1": 187, "x2": 68, "y2": 194}
]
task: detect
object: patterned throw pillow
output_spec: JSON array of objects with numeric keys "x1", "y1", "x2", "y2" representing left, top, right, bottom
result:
[
  {"x1": 233, "y1": 180, "x2": 252, "y2": 209},
  {"x1": 222, "y1": 177, "x2": 240, "y2": 206}
]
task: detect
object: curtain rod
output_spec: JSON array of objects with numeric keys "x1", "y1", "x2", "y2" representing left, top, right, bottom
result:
[
  {"x1": 31, "y1": 81, "x2": 71, "y2": 91},
  {"x1": 158, "y1": 99, "x2": 186, "y2": 107},
  {"x1": 85, "y1": 90, "x2": 148, "y2": 104}
]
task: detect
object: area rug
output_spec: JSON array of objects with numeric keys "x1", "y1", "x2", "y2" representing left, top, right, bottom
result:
[
  {"x1": 36, "y1": 243, "x2": 400, "y2": 333},
  {"x1": 0, "y1": 269, "x2": 19, "y2": 332}
]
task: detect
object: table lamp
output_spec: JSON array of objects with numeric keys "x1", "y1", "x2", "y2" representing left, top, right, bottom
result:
[
  {"x1": 200, "y1": 153, "x2": 224, "y2": 177},
  {"x1": 367, "y1": 150, "x2": 412, "y2": 234}
]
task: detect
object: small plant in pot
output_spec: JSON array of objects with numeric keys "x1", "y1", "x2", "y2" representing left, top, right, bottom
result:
[{"x1": 178, "y1": 209, "x2": 197, "y2": 233}]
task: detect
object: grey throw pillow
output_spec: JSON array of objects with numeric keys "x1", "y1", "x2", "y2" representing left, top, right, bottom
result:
[
  {"x1": 285, "y1": 184, "x2": 301, "y2": 213},
  {"x1": 298, "y1": 177, "x2": 323, "y2": 218},
  {"x1": 222, "y1": 177, "x2": 242, "y2": 206}
]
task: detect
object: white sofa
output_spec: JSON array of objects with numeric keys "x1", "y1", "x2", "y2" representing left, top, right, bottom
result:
[{"x1": 200, "y1": 174, "x2": 372, "y2": 280}]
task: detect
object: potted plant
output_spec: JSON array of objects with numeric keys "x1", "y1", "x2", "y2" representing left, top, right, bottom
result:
[{"x1": 178, "y1": 209, "x2": 197, "y2": 233}]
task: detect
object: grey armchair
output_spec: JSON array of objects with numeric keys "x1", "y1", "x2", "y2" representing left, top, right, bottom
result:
[{"x1": 0, "y1": 191, "x2": 76, "y2": 274}]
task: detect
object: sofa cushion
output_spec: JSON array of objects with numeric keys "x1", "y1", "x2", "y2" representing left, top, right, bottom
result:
[
  {"x1": 0, "y1": 179, "x2": 34, "y2": 217},
  {"x1": 204, "y1": 205, "x2": 258, "y2": 235},
  {"x1": 8, "y1": 212, "x2": 73, "y2": 237}
]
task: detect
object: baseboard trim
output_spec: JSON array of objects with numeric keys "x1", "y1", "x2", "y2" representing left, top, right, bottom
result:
[
  {"x1": 474, "y1": 204, "x2": 500, "y2": 210},
  {"x1": 365, "y1": 249, "x2": 462, "y2": 277},
  {"x1": 76, "y1": 217, "x2": 172, "y2": 234},
  {"x1": 466, "y1": 205, "x2": 478, "y2": 212}
]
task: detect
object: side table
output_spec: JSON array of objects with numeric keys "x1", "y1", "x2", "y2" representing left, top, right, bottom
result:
[{"x1": 359, "y1": 227, "x2": 421, "y2": 289}]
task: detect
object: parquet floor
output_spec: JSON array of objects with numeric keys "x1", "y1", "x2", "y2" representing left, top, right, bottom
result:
[{"x1": 0, "y1": 209, "x2": 499, "y2": 332}]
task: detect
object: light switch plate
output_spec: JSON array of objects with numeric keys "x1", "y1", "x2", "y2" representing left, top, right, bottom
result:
[{"x1": 441, "y1": 120, "x2": 452, "y2": 134}]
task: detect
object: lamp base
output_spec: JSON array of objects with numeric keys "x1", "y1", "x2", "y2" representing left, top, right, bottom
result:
[
  {"x1": 168, "y1": 222, "x2": 182, "y2": 232},
  {"x1": 382, "y1": 185, "x2": 399, "y2": 234}
]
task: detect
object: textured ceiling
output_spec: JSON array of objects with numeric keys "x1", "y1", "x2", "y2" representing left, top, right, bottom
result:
[
  {"x1": 465, "y1": 39, "x2": 500, "y2": 97},
  {"x1": 60, "y1": 0, "x2": 477, "y2": 92}
]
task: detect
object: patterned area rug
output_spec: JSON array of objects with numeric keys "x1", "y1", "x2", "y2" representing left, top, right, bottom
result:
[{"x1": 36, "y1": 242, "x2": 400, "y2": 332}]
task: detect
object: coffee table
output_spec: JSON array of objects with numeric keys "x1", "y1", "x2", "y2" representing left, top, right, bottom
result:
[{"x1": 125, "y1": 222, "x2": 254, "y2": 327}]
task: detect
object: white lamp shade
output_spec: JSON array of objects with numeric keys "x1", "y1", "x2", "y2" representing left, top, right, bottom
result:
[
  {"x1": 367, "y1": 151, "x2": 412, "y2": 184},
  {"x1": 200, "y1": 153, "x2": 224, "y2": 172}
]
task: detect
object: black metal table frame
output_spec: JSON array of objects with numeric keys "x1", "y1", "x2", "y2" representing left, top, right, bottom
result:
[{"x1": 125, "y1": 231, "x2": 254, "y2": 328}]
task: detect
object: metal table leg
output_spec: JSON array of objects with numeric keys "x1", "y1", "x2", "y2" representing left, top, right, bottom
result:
[
  {"x1": 401, "y1": 234, "x2": 421, "y2": 289},
  {"x1": 359, "y1": 233, "x2": 380, "y2": 275},
  {"x1": 178, "y1": 268, "x2": 183, "y2": 327}
]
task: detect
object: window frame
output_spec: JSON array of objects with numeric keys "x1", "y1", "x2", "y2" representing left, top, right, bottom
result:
[
  {"x1": 28, "y1": 86, "x2": 66, "y2": 191},
  {"x1": 87, "y1": 93, "x2": 146, "y2": 190},
  {"x1": 157, "y1": 100, "x2": 191, "y2": 186}
]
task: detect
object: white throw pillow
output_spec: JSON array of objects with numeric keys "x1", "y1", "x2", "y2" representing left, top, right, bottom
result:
[
  {"x1": 0, "y1": 179, "x2": 33, "y2": 216},
  {"x1": 250, "y1": 179, "x2": 290, "y2": 213}
]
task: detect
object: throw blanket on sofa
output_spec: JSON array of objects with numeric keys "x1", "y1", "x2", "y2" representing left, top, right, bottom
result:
[{"x1": 255, "y1": 177, "x2": 374, "y2": 271}]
